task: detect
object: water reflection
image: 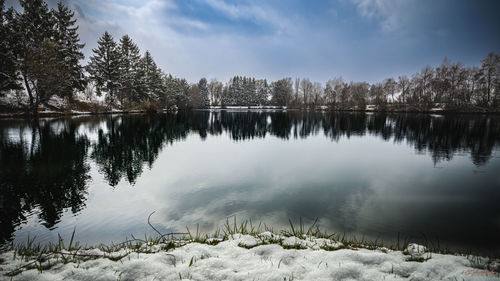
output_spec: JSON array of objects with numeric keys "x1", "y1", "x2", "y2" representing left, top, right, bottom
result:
[
  {"x1": 0, "y1": 120, "x2": 90, "y2": 245},
  {"x1": 0, "y1": 111, "x2": 499, "y2": 252},
  {"x1": 90, "y1": 115, "x2": 189, "y2": 186}
]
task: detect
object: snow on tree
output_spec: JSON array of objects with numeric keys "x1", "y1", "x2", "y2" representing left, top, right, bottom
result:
[
  {"x1": 139, "y1": 50, "x2": 163, "y2": 103},
  {"x1": 15, "y1": 0, "x2": 66, "y2": 116},
  {"x1": 208, "y1": 79, "x2": 223, "y2": 106},
  {"x1": 117, "y1": 35, "x2": 142, "y2": 105},
  {"x1": 198, "y1": 77, "x2": 210, "y2": 107},
  {"x1": 87, "y1": 31, "x2": 121, "y2": 106},
  {"x1": 53, "y1": 2, "x2": 86, "y2": 99},
  {"x1": 271, "y1": 78, "x2": 292, "y2": 106},
  {"x1": 0, "y1": 0, "x2": 20, "y2": 93}
]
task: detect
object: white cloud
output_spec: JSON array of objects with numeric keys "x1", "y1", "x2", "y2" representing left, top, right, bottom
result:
[
  {"x1": 201, "y1": 0, "x2": 294, "y2": 34},
  {"x1": 70, "y1": 0, "x2": 213, "y2": 78},
  {"x1": 350, "y1": 0, "x2": 410, "y2": 32},
  {"x1": 105, "y1": 0, "x2": 177, "y2": 19},
  {"x1": 66, "y1": 0, "x2": 306, "y2": 83}
]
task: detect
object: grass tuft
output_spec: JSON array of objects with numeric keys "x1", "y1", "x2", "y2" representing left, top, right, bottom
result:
[{"x1": 3, "y1": 215, "x2": 499, "y2": 277}]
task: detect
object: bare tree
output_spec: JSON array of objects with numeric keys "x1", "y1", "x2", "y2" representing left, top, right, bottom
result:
[
  {"x1": 397, "y1": 75, "x2": 410, "y2": 104},
  {"x1": 383, "y1": 78, "x2": 397, "y2": 103},
  {"x1": 208, "y1": 78, "x2": 223, "y2": 106},
  {"x1": 480, "y1": 52, "x2": 500, "y2": 106},
  {"x1": 294, "y1": 78, "x2": 300, "y2": 107},
  {"x1": 300, "y1": 79, "x2": 313, "y2": 107}
]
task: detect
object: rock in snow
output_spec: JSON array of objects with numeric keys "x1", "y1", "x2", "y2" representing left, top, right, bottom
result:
[
  {"x1": 406, "y1": 243, "x2": 427, "y2": 258},
  {"x1": 0, "y1": 234, "x2": 498, "y2": 281}
]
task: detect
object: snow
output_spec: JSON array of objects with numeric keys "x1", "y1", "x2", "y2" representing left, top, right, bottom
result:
[
  {"x1": 1, "y1": 234, "x2": 498, "y2": 281},
  {"x1": 281, "y1": 236, "x2": 343, "y2": 250},
  {"x1": 208, "y1": 105, "x2": 287, "y2": 110}
]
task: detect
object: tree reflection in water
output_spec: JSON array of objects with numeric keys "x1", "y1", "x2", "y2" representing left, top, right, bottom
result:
[{"x1": 0, "y1": 112, "x2": 499, "y2": 245}]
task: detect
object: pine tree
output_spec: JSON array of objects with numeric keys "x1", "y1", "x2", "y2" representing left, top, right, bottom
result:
[
  {"x1": 139, "y1": 51, "x2": 163, "y2": 103},
  {"x1": 53, "y1": 2, "x2": 86, "y2": 99},
  {"x1": 87, "y1": 31, "x2": 120, "y2": 105},
  {"x1": 16, "y1": 0, "x2": 57, "y2": 116},
  {"x1": 256, "y1": 79, "x2": 269, "y2": 105},
  {"x1": 118, "y1": 35, "x2": 141, "y2": 105},
  {"x1": 0, "y1": 0, "x2": 20, "y2": 93},
  {"x1": 198, "y1": 78, "x2": 210, "y2": 107}
]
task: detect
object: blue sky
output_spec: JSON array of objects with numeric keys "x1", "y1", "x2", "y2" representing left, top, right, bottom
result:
[{"x1": 6, "y1": 0, "x2": 500, "y2": 83}]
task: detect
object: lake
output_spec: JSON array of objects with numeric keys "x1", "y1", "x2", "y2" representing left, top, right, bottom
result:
[{"x1": 1, "y1": 111, "x2": 499, "y2": 254}]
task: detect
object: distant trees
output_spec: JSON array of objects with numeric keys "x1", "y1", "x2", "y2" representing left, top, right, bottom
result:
[
  {"x1": 271, "y1": 78, "x2": 293, "y2": 106},
  {"x1": 397, "y1": 76, "x2": 410, "y2": 104},
  {"x1": 300, "y1": 79, "x2": 312, "y2": 107},
  {"x1": 208, "y1": 79, "x2": 223, "y2": 106},
  {"x1": 480, "y1": 52, "x2": 500, "y2": 106},
  {"x1": 198, "y1": 78, "x2": 210, "y2": 107},
  {"x1": 218, "y1": 76, "x2": 270, "y2": 106}
]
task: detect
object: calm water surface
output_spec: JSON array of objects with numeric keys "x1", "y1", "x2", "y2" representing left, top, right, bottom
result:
[{"x1": 1, "y1": 111, "x2": 499, "y2": 254}]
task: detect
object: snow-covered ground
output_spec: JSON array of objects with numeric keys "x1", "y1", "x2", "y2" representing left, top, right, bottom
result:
[{"x1": 1, "y1": 233, "x2": 498, "y2": 281}]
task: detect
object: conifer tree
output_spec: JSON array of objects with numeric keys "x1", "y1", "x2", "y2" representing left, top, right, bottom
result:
[
  {"x1": 139, "y1": 51, "x2": 163, "y2": 102},
  {"x1": 0, "y1": 0, "x2": 20, "y2": 92},
  {"x1": 16, "y1": 0, "x2": 57, "y2": 116},
  {"x1": 87, "y1": 31, "x2": 120, "y2": 105},
  {"x1": 198, "y1": 78, "x2": 210, "y2": 107},
  {"x1": 53, "y1": 2, "x2": 86, "y2": 99},
  {"x1": 118, "y1": 35, "x2": 141, "y2": 105}
]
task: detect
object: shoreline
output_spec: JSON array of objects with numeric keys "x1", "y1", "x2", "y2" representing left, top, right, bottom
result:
[
  {"x1": 2, "y1": 230, "x2": 499, "y2": 280},
  {"x1": 1, "y1": 107, "x2": 499, "y2": 119}
]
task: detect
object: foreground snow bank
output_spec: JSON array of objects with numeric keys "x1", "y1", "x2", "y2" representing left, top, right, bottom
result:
[{"x1": 1, "y1": 234, "x2": 498, "y2": 281}]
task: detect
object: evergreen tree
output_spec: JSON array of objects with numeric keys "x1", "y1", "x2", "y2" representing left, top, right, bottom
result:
[
  {"x1": 118, "y1": 35, "x2": 141, "y2": 105},
  {"x1": 0, "y1": 0, "x2": 20, "y2": 93},
  {"x1": 198, "y1": 77, "x2": 210, "y2": 107},
  {"x1": 53, "y1": 2, "x2": 86, "y2": 99},
  {"x1": 2, "y1": 0, "x2": 86, "y2": 115},
  {"x1": 256, "y1": 79, "x2": 269, "y2": 106},
  {"x1": 188, "y1": 84, "x2": 204, "y2": 108},
  {"x1": 271, "y1": 78, "x2": 292, "y2": 106},
  {"x1": 139, "y1": 51, "x2": 163, "y2": 103},
  {"x1": 87, "y1": 31, "x2": 120, "y2": 105},
  {"x1": 16, "y1": 0, "x2": 57, "y2": 116}
]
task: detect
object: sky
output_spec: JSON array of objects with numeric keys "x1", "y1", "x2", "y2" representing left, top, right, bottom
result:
[{"x1": 5, "y1": 0, "x2": 500, "y2": 84}]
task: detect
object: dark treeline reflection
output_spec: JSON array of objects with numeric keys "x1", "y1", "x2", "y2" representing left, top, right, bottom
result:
[
  {"x1": 201, "y1": 111, "x2": 500, "y2": 165},
  {"x1": 0, "y1": 119, "x2": 90, "y2": 245},
  {"x1": 91, "y1": 114, "x2": 190, "y2": 186},
  {"x1": 0, "y1": 112, "x2": 499, "y2": 245}
]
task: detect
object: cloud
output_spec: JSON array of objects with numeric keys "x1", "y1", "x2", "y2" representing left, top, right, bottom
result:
[
  {"x1": 201, "y1": 0, "x2": 294, "y2": 34},
  {"x1": 349, "y1": 0, "x2": 410, "y2": 32},
  {"x1": 4, "y1": 0, "x2": 499, "y2": 84},
  {"x1": 104, "y1": 0, "x2": 176, "y2": 19}
]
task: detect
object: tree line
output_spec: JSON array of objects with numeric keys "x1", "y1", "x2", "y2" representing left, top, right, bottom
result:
[{"x1": 1, "y1": 0, "x2": 500, "y2": 116}]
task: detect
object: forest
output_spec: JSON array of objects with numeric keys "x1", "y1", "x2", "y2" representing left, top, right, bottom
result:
[{"x1": 1, "y1": 0, "x2": 500, "y2": 117}]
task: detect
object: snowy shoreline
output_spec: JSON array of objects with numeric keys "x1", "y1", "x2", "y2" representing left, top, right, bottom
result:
[
  {"x1": 2, "y1": 233, "x2": 499, "y2": 281},
  {"x1": 2, "y1": 108, "x2": 500, "y2": 120}
]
